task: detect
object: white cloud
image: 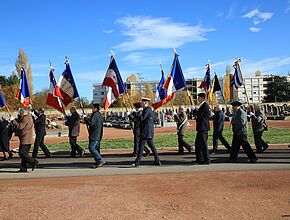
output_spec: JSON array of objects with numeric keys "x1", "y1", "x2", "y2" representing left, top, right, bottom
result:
[
  {"x1": 249, "y1": 27, "x2": 261, "y2": 32},
  {"x1": 243, "y1": 9, "x2": 273, "y2": 22},
  {"x1": 115, "y1": 16, "x2": 215, "y2": 51},
  {"x1": 103, "y1": 29, "x2": 114, "y2": 34}
]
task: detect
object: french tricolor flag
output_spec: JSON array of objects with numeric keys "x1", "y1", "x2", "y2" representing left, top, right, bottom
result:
[
  {"x1": 54, "y1": 62, "x2": 79, "y2": 106},
  {"x1": 152, "y1": 69, "x2": 167, "y2": 110},
  {"x1": 102, "y1": 55, "x2": 126, "y2": 109},
  {"x1": 46, "y1": 68, "x2": 64, "y2": 113},
  {"x1": 16, "y1": 67, "x2": 31, "y2": 107}
]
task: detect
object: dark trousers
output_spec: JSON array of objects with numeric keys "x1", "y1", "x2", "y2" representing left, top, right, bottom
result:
[
  {"x1": 195, "y1": 131, "x2": 210, "y2": 162},
  {"x1": 32, "y1": 134, "x2": 50, "y2": 157},
  {"x1": 230, "y1": 134, "x2": 257, "y2": 161},
  {"x1": 135, "y1": 138, "x2": 160, "y2": 165},
  {"x1": 178, "y1": 134, "x2": 191, "y2": 153},
  {"x1": 69, "y1": 136, "x2": 84, "y2": 157},
  {"x1": 19, "y1": 144, "x2": 37, "y2": 171},
  {"x1": 133, "y1": 130, "x2": 149, "y2": 155},
  {"x1": 213, "y1": 130, "x2": 231, "y2": 150},
  {"x1": 254, "y1": 131, "x2": 269, "y2": 151}
]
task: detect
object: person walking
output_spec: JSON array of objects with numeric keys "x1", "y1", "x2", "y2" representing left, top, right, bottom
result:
[
  {"x1": 212, "y1": 105, "x2": 231, "y2": 154},
  {"x1": 11, "y1": 108, "x2": 39, "y2": 172},
  {"x1": 191, "y1": 93, "x2": 210, "y2": 164},
  {"x1": 64, "y1": 106, "x2": 85, "y2": 158},
  {"x1": 249, "y1": 104, "x2": 269, "y2": 153},
  {"x1": 31, "y1": 107, "x2": 51, "y2": 158},
  {"x1": 0, "y1": 115, "x2": 13, "y2": 160},
  {"x1": 173, "y1": 105, "x2": 192, "y2": 154},
  {"x1": 84, "y1": 103, "x2": 105, "y2": 168},
  {"x1": 228, "y1": 101, "x2": 257, "y2": 163},
  {"x1": 128, "y1": 102, "x2": 150, "y2": 157},
  {"x1": 131, "y1": 97, "x2": 161, "y2": 167}
]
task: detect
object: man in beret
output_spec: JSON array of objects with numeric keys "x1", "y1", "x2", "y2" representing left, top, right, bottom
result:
[
  {"x1": 128, "y1": 102, "x2": 150, "y2": 157},
  {"x1": 191, "y1": 93, "x2": 210, "y2": 164},
  {"x1": 228, "y1": 101, "x2": 257, "y2": 163},
  {"x1": 131, "y1": 97, "x2": 161, "y2": 167}
]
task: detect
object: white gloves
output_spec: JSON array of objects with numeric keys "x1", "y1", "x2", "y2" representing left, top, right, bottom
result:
[
  {"x1": 228, "y1": 117, "x2": 232, "y2": 122},
  {"x1": 172, "y1": 111, "x2": 177, "y2": 116},
  {"x1": 249, "y1": 112, "x2": 255, "y2": 117},
  {"x1": 190, "y1": 105, "x2": 195, "y2": 111},
  {"x1": 9, "y1": 116, "x2": 15, "y2": 122}
]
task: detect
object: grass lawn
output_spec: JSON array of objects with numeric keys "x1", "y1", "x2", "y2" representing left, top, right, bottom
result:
[{"x1": 47, "y1": 126, "x2": 290, "y2": 151}]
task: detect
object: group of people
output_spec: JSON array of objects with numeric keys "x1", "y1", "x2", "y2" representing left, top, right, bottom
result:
[{"x1": 0, "y1": 92, "x2": 270, "y2": 172}]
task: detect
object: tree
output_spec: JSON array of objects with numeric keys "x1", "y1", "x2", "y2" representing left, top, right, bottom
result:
[
  {"x1": 32, "y1": 89, "x2": 50, "y2": 110},
  {"x1": 15, "y1": 49, "x2": 33, "y2": 94},
  {"x1": 126, "y1": 74, "x2": 138, "y2": 83},
  {"x1": 264, "y1": 76, "x2": 290, "y2": 102},
  {"x1": 73, "y1": 97, "x2": 92, "y2": 108}
]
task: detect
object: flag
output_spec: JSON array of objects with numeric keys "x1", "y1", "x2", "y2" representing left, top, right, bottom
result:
[
  {"x1": 104, "y1": 87, "x2": 116, "y2": 110},
  {"x1": 212, "y1": 74, "x2": 222, "y2": 94},
  {"x1": 0, "y1": 90, "x2": 7, "y2": 108},
  {"x1": 152, "y1": 69, "x2": 167, "y2": 110},
  {"x1": 102, "y1": 55, "x2": 126, "y2": 99},
  {"x1": 54, "y1": 62, "x2": 79, "y2": 106},
  {"x1": 233, "y1": 61, "x2": 243, "y2": 89},
  {"x1": 199, "y1": 63, "x2": 211, "y2": 92},
  {"x1": 162, "y1": 53, "x2": 186, "y2": 103},
  {"x1": 224, "y1": 71, "x2": 231, "y2": 102},
  {"x1": 46, "y1": 68, "x2": 64, "y2": 113},
  {"x1": 16, "y1": 67, "x2": 31, "y2": 107}
]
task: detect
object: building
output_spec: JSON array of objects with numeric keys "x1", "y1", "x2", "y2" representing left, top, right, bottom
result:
[{"x1": 92, "y1": 83, "x2": 108, "y2": 103}]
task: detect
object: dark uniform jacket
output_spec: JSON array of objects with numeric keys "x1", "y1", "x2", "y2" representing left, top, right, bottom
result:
[
  {"x1": 251, "y1": 111, "x2": 266, "y2": 133},
  {"x1": 140, "y1": 106, "x2": 154, "y2": 139},
  {"x1": 232, "y1": 108, "x2": 247, "y2": 136},
  {"x1": 33, "y1": 112, "x2": 46, "y2": 136},
  {"x1": 84, "y1": 111, "x2": 103, "y2": 141},
  {"x1": 65, "y1": 111, "x2": 80, "y2": 137},
  {"x1": 174, "y1": 112, "x2": 188, "y2": 136},
  {"x1": 0, "y1": 120, "x2": 11, "y2": 151},
  {"x1": 213, "y1": 110, "x2": 225, "y2": 132},
  {"x1": 128, "y1": 110, "x2": 142, "y2": 133},
  {"x1": 192, "y1": 102, "x2": 210, "y2": 132}
]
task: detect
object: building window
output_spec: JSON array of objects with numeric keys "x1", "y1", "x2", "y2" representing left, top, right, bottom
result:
[{"x1": 101, "y1": 92, "x2": 104, "y2": 95}]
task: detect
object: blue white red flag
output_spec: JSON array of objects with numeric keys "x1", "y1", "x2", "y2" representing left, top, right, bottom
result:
[
  {"x1": 46, "y1": 68, "x2": 64, "y2": 113},
  {"x1": 16, "y1": 67, "x2": 31, "y2": 107},
  {"x1": 153, "y1": 69, "x2": 167, "y2": 110},
  {"x1": 233, "y1": 60, "x2": 244, "y2": 89},
  {"x1": 162, "y1": 52, "x2": 186, "y2": 103},
  {"x1": 54, "y1": 62, "x2": 79, "y2": 106},
  {"x1": 0, "y1": 90, "x2": 7, "y2": 108},
  {"x1": 199, "y1": 63, "x2": 211, "y2": 92},
  {"x1": 102, "y1": 55, "x2": 126, "y2": 99}
]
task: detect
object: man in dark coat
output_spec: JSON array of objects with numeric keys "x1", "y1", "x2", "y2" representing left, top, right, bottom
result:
[
  {"x1": 191, "y1": 93, "x2": 210, "y2": 164},
  {"x1": 131, "y1": 97, "x2": 161, "y2": 167},
  {"x1": 228, "y1": 101, "x2": 257, "y2": 163},
  {"x1": 249, "y1": 104, "x2": 269, "y2": 153},
  {"x1": 65, "y1": 106, "x2": 85, "y2": 158},
  {"x1": 173, "y1": 105, "x2": 192, "y2": 154},
  {"x1": 0, "y1": 115, "x2": 13, "y2": 160},
  {"x1": 128, "y1": 102, "x2": 150, "y2": 157},
  {"x1": 84, "y1": 103, "x2": 105, "y2": 168},
  {"x1": 32, "y1": 107, "x2": 51, "y2": 158},
  {"x1": 212, "y1": 104, "x2": 231, "y2": 154}
]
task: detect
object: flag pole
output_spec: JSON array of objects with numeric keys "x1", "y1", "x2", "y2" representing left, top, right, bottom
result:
[
  {"x1": 5, "y1": 105, "x2": 12, "y2": 117},
  {"x1": 235, "y1": 58, "x2": 250, "y2": 106}
]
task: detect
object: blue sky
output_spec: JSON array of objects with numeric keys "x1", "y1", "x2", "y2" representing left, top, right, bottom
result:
[{"x1": 1, "y1": 0, "x2": 290, "y2": 100}]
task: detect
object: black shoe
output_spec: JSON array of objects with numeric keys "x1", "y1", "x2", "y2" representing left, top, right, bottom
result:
[
  {"x1": 256, "y1": 149, "x2": 263, "y2": 153},
  {"x1": 131, "y1": 163, "x2": 139, "y2": 167},
  {"x1": 178, "y1": 152, "x2": 184, "y2": 155},
  {"x1": 130, "y1": 153, "x2": 137, "y2": 157},
  {"x1": 32, "y1": 160, "x2": 39, "y2": 171},
  {"x1": 193, "y1": 160, "x2": 204, "y2": 165},
  {"x1": 91, "y1": 160, "x2": 106, "y2": 169},
  {"x1": 46, "y1": 154, "x2": 51, "y2": 158},
  {"x1": 8, "y1": 151, "x2": 13, "y2": 159},
  {"x1": 79, "y1": 150, "x2": 85, "y2": 157},
  {"x1": 262, "y1": 146, "x2": 269, "y2": 152},
  {"x1": 70, "y1": 155, "x2": 76, "y2": 158},
  {"x1": 17, "y1": 169, "x2": 28, "y2": 173},
  {"x1": 249, "y1": 158, "x2": 258, "y2": 163},
  {"x1": 203, "y1": 161, "x2": 210, "y2": 165},
  {"x1": 153, "y1": 161, "x2": 161, "y2": 166}
]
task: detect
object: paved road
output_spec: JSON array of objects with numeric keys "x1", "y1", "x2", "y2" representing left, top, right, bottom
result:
[{"x1": 0, "y1": 145, "x2": 289, "y2": 179}]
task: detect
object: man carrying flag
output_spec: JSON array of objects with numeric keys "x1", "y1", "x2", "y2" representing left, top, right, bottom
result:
[
  {"x1": 54, "y1": 60, "x2": 79, "y2": 106},
  {"x1": 46, "y1": 67, "x2": 64, "y2": 113},
  {"x1": 16, "y1": 67, "x2": 31, "y2": 107},
  {"x1": 102, "y1": 53, "x2": 126, "y2": 109}
]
